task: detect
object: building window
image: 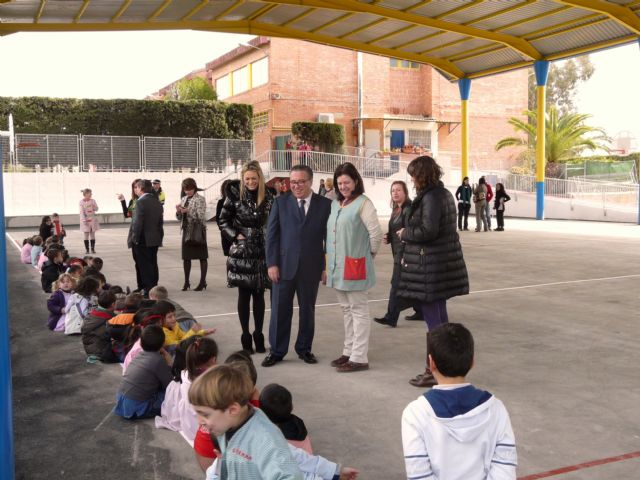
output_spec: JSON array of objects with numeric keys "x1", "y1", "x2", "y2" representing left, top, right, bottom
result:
[
  {"x1": 390, "y1": 58, "x2": 420, "y2": 69},
  {"x1": 251, "y1": 57, "x2": 268, "y2": 88},
  {"x1": 253, "y1": 111, "x2": 269, "y2": 130},
  {"x1": 215, "y1": 75, "x2": 230, "y2": 100},
  {"x1": 232, "y1": 65, "x2": 249, "y2": 95},
  {"x1": 407, "y1": 129, "x2": 431, "y2": 149}
]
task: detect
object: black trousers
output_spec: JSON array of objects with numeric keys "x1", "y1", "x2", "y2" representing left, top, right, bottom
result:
[
  {"x1": 268, "y1": 272, "x2": 320, "y2": 358},
  {"x1": 496, "y1": 210, "x2": 505, "y2": 228},
  {"x1": 132, "y1": 244, "x2": 159, "y2": 293},
  {"x1": 131, "y1": 248, "x2": 142, "y2": 290},
  {"x1": 457, "y1": 203, "x2": 471, "y2": 229}
]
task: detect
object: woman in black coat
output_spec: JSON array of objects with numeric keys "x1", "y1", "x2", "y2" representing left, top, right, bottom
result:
[
  {"x1": 373, "y1": 181, "x2": 420, "y2": 327},
  {"x1": 218, "y1": 161, "x2": 274, "y2": 354},
  {"x1": 215, "y1": 180, "x2": 232, "y2": 256},
  {"x1": 397, "y1": 156, "x2": 469, "y2": 387}
]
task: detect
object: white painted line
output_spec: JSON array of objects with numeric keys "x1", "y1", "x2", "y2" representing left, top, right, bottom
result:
[
  {"x1": 5, "y1": 232, "x2": 22, "y2": 253},
  {"x1": 93, "y1": 407, "x2": 114, "y2": 432},
  {"x1": 193, "y1": 274, "x2": 640, "y2": 319},
  {"x1": 131, "y1": 424, "x2": 140, "y2": 467}
]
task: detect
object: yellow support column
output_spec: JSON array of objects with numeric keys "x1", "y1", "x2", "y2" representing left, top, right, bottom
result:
[
  {"x1": 458, "y1": 78, "x2": 471, "y2": 180},
  {"x1": 534, "y1": 61, "x2": 549, "y2": 220}
]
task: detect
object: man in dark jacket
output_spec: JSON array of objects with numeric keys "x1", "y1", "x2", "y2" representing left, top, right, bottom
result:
[
  {"x1": 128, "y1": 179, "x2": 164, "y2": 296},
  {"x1": 262, "y1": 165, "x2": 332, "y2": 367}
]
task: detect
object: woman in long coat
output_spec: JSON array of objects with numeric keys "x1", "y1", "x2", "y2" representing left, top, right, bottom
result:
[
  {"x1": 397, "y1": 156, "x2": 469, "y2": 387},
  {"x1": 176, "y1": 177, "x2": 208, "y2": 291},
  {"x1": 218, "y1": 161, "x2": 274, "y2": 354}
]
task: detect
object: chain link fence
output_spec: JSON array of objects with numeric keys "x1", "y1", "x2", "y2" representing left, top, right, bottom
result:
[{"x1": 5, "y1": 134, "x2": 253, "y2": 173}]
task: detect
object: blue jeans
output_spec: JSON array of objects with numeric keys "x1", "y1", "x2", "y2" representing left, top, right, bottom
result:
[{"x1": 484, "y1": 201, "x2": 492, "y2": 229}]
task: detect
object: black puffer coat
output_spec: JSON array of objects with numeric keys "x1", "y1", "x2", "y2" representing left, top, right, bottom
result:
[
  {"x1": 218, "y1": 180, "x2": 274, "y2": 290},
  {"x1": 397, "y1": 182, "x2": 469, "y2": 303}
]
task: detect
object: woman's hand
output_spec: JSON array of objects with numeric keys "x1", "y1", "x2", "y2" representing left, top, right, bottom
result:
[
  {"x1": 236, "y1": 234, "x2": 246, "y2": 241},
  {"x1": 117, "y1": 193, "x2": 125, "y2": 201},
  {"x1": 383, "y1": 233, "x2": 390, "y2": 245},
  {"x1": 396, "y1": 228, "x2": 404, "y2": 240}
]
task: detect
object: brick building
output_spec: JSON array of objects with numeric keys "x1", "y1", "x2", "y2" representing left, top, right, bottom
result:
[{"x1": 157, "y1": 36, "x2": 527, "y2": 170}]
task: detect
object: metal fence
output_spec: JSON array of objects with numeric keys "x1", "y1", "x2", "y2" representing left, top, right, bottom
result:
[{"x1": 6, "y1": 134, "x2": 253, "y2": 172}]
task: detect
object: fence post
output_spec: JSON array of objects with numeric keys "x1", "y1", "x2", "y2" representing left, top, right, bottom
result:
[
  {"x1": 110, "y1": 136, "x2": 114, "y2": 171},
  {"x1": 46, "y1": 135, "x2": 50, "y2": 170}
]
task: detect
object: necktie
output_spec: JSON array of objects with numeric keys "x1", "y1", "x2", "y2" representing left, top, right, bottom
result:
[{"x1": 299, "y1": 199, "x2": 306, "y2": 220}]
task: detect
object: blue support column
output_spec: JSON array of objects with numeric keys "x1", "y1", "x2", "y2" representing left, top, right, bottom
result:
[
  {"x1": 0, "y1": 146, "x2": 15, "y2": 480},
  {"x1": 534, "y1": 60, "x2": 549, "y2": 220},
  {"x1": 458, "y1": 78, "x2": 472, "y2": 180}
]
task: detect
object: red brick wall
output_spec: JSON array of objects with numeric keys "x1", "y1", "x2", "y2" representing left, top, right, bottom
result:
[
  {"x1": 388, "y1": 64, "x2": 432, "y2": 116},
  {"x1": 433, "y1": 69, "x2": 527, "y2": 170}
]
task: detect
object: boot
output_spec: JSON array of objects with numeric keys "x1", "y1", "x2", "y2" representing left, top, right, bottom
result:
[
  {"x1": 409, "y1": 367, "x2": 437, "y2": 387},
  {"x1": 84, "y1": 240, "x2": 90, "y2": 254},
  {"x1": 241, "y1": 333, "x2": 254, "y2": 354},
  {"x1": 253, "y1": 332, "x2": 266, "y2": 353},
  {"x1": 90, "y1": 239, "x2": 96, "y2": 254}
]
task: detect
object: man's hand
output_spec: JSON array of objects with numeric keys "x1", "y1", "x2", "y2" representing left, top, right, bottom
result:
[
  {"x1": 268, "y1": 266, "x2": 280, "y2": 284},
  {"x1": 321, "y1": 270, "x2": 327, "y2": 285},
  {"x1": 340, "y1": 467, "x2": 359, "y2": 479}
]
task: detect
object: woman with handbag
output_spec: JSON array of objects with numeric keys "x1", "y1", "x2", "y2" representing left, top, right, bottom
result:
[
  {"x1": 176, "y1": 178, "x2": 208, "y2": 292},
  {"x1": 396, "y1": 156, "x2": 469, "y2": 387},
  {"x1": 326, "y1": 162, "x2": 383, "y2": 373},
  {"x1": 218, "y1": 161, "x2": 275, "y2": 353}
]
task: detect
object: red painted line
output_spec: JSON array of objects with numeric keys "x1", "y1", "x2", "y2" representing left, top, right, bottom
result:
[{"x1": 518, "y1": 451, "x2": 640, "y2": 480}]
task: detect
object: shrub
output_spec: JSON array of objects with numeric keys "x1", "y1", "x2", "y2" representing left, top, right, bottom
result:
[{"x1": 291, "y1": 121, "x2": 345, "y2": 153}]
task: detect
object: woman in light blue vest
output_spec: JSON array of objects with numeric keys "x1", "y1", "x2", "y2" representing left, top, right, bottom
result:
[{"x1": 326, "y1": 163, "x2": 383, "y2": 373}]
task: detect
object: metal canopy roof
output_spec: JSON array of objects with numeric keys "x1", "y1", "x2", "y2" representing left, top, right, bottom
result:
[{"x1": 0, "y1": 0, "x2": 639, "y2": 81}]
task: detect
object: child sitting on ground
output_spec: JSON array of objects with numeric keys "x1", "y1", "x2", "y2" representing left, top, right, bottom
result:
[
  {"x1": 188, "y1": 364, "x2": 302, "y2": 480},
  {"x1": 114, "y1": 325, "x2": 173, "y2": 420},
  {"x1": 402, "y1": 323, "x2": 517, "y2": 480},
  {"x1": 46, "y1": 273, "x2": 76, "y2": 331},
  {"x1": 149, "y1": 285, "x2": 198, "y2": 332},
  {"x1": 155, "y1": 336, "x2": 218, "y2": 443},
  {"x1": 30, "y1": 236, "x2": 43, "y2": 267},
  {"x1": 66, "y1": 264, "x2": 84, "y2": 282},
  {"x1": 193, "y1": 351, "x2": 261, "y2": 472},
  {"x1": 106, "y1": 292, "x2": 143, "y2": 360},
  {"x1": 21, "y1": 237, "x2": 34, "y2": 264},
  {"x1": 161, "y1": 302, "x2": 215, "y2": 353},
  {"x1": 123, "y1": 305, "x2": 169, "y2": 373},
  {"x1": 37, "y1": 236, "x2": 59, "y2": 271},
  {"x1": 260, "y1": 384, "x2": 313, "y2": 454},
  {"x1": 41, "y1": 249, "x2": 66, "y2": 293},
  {"x1": 81, "y1": 290, "x2": 117, "y2": 363},
  {"x1": 64, "y1": 276, "x2": 101, "y2": 335}
]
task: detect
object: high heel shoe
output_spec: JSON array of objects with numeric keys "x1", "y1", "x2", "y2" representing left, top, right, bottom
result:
[
  {"x1": 194, "y1": 282, "x2": 207, "y2": 291},
  {"x1": 181, "y1": 282, "x2": 191, "y2": 291}
]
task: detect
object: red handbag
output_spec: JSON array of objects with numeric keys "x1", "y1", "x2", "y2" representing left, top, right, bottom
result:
[{"x1": 344, "y1": 256, "x2": 366, "y2": 280}]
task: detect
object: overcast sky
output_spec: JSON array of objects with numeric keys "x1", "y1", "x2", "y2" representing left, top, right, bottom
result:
[{"x1": 0, "y1": 31, "x2": 638, "y2": 150}]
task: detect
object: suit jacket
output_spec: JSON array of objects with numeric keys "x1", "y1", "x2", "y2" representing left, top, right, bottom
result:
[
  {"x1": 266, "y1": 192, "x2": 331, "y2": 282},
  {"x1": 128, "y1": 192, "x2": 164, "y2": 248}
]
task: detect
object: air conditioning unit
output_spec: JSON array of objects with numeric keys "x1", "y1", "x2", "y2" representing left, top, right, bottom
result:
[
  {"x1": 317, "y1": 113, "x2": 335, "y2": 123},
  {"x1": 271, "y1": 93, "x2": 281, "y2": 100}
]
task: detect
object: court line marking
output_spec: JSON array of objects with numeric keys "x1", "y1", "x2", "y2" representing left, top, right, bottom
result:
[
  {"x1": 192, "y1": 273, "x2": 640, "y2": 319},
  {"x1": 518, "y1": 450, "x2": 640, "y2": 480},
  {"x1": 5, "y1": 232, "x2": 22, "y2": 253}
]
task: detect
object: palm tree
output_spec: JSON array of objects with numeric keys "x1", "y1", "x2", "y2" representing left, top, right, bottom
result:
[{"x1": 496, "y1": 107, "x2": 611, "y2": 163}]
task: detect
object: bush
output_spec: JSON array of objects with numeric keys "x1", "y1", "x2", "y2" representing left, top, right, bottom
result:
[
  {"x1": 0, "y1": 96, "x2": 251, "y2": 139},
  {"x1": 291, "y1": 121, "x2": 345, "y2": 153}
]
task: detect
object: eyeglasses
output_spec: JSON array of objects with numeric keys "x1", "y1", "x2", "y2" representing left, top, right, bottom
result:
[{"x1": 290, "y1": 180, "x2": 310, "y2": 187}]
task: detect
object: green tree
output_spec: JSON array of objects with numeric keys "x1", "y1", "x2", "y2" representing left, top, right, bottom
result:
[
  {"x1": 165, "y1": 77, "x2": 217, "y2": 101},
  {"x1": 496, "y1": 107, "x2": 611, "y2": 164},
  {"x1": 528, "y1": 56, "x2": 595, "y2": 115}
]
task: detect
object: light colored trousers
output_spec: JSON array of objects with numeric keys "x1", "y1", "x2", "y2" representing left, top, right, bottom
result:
[
  {"x1": 335, "y1": 289, "x2": 371, "y2": 364},
  {"x1": 475, "y1": 200, "x2": 487, "y2": 231}
]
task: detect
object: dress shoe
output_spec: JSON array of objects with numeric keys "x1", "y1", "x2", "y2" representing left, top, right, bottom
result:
[
  {"x1": 336, "y1": 361, "x2": 369, "y2": 373},
  {"x1": 405, "y1": 312, "x2": 423, "y2": 321},
  {"x1": 374, "y1": 317, "x2": 397, "y2": 327},
  {"x1": 298, "y1": 352, "x2": 318, "y2": 364},
  {"x1": 330, "y1": 355, "x2": 350, "y2": 368},
  {"x1": 409, "y1": 368, "x2": 437, "y2": 388},
  {"x1": 261, "y1": 354, "x2": 282, "y2": 367}
]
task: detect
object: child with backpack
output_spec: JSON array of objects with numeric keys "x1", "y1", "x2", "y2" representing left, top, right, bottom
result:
[{"x1": 64, "y1": 276, "x2": 101, "y2": 335}]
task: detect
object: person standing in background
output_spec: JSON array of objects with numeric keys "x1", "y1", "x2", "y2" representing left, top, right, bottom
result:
[
  {"x1": 483, "y1": 176, "x2": 494, "y2": 231},
  {"x1": 455, "y1": 177, "x2": 473, "y2": 231},
  {"x1": 79, "y1": 188, "x2": 99, "y2": 254},
  {"x1": 152, "y1": 179, "x2": 166, "y2": 206}
]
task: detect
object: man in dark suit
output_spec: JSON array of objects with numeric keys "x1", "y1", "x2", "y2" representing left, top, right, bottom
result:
[
  {"x1": 262, "y1": 165, "x2": 332, "y2": 367},
  {"x1": 128, "y1": 179, "x2": 164, "y2": 296}
]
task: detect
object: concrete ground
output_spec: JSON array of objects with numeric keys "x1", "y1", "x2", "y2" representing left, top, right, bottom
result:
[{"x1": 7, "y1": 217, "x2": 640, "y2": 480}]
